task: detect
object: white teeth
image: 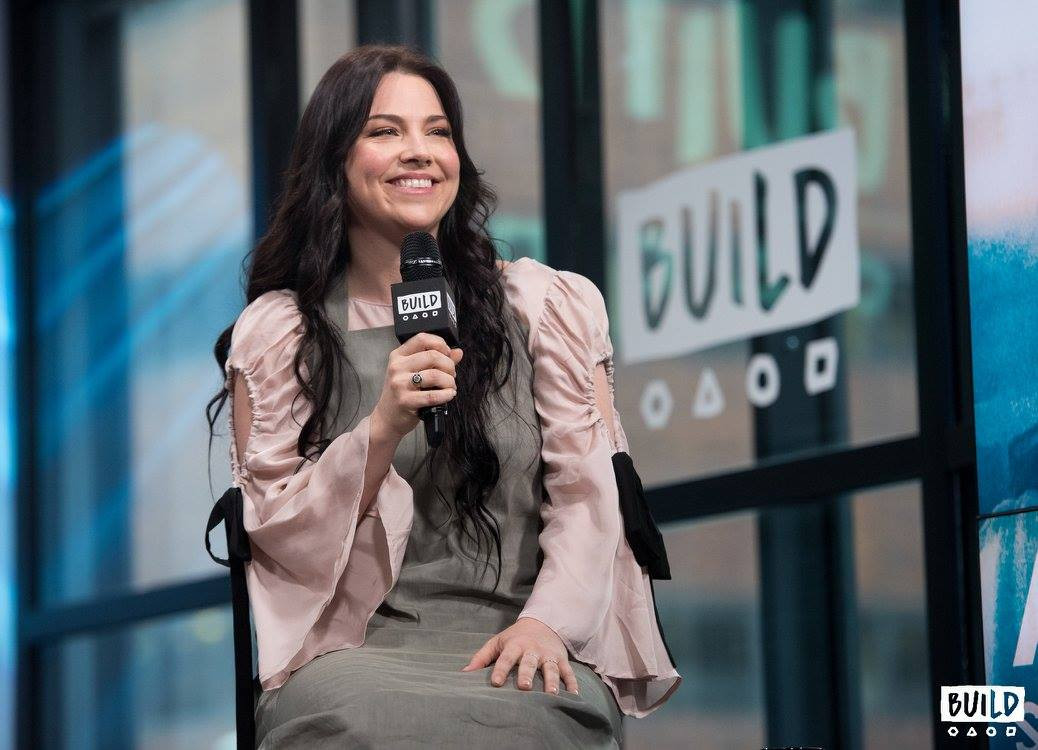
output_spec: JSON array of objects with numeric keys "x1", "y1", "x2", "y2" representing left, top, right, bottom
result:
[{"x1": 394, "y1": 178, "x2": 433, "y2": 188}]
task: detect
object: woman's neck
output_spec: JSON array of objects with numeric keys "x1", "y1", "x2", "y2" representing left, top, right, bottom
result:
[{"x1": 345, "y1": 223, "x2": 426, "y2": 305}]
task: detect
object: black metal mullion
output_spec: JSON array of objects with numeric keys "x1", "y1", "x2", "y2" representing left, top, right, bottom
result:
[
  {"x1": 20, "y1": 576, "x2": 230, "y2": 644},
  {"x1": 356, "y1": 0, "x2": 433, "y2": 53},
  {"x1": 15, "y1": 3, "x2": 135, "y2": 745},
  {"x1": 10, "y1": 0, "x2": 40, "y2": 744},
  {"x1": 808, "y1": 2, "x2": 862, "y2": 745},
  {"x1": 650, "y1": 436, "x2": 921, "y2": 523},
  {"x1": 736, "y1": 4, "x2": 857, "y2": 743},
  {"x1": 248, "y1": 0, "x2": 301, "y2": 240},
  {"x1": 537, "y1": 0, "x2": 605, "y2": 288},
  {"x1": 903, "y1": 2, "x2": 984, "y2": 748},
  {"x1": 939, "y1": 0, "x2": 985, "y2": 712}
]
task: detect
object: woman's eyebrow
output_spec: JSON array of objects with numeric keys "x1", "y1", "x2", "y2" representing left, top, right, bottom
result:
[{"x1": 366, "y1": 113, "x2": 449, "y2": 124}]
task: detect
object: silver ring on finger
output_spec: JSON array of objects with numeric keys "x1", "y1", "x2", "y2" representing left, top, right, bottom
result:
[
  {"x1": 411, "y1": 371, "x2": 423, "y2": 387},
  {"x1": 543, "y1": 656, "x2": 559, "y2": 666}
]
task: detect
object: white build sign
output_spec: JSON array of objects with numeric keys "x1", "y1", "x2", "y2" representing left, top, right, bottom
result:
[{"x1": 616, "y1": 128, "x2": 859, "y2": 363}]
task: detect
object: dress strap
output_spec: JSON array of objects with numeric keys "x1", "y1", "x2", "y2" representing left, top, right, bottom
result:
[{"x1": 324, "y1": 268, "x2": 349, "y2": 332}]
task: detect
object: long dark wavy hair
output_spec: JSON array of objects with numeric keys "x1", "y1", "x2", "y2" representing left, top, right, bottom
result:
[{"x1": 206, "y1": 45, "x2": 522, "y2": 589}]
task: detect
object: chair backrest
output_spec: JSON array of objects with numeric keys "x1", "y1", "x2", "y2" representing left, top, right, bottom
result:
[{"x1": 205, "y1": 486, "x2": 257, "y2": 750}]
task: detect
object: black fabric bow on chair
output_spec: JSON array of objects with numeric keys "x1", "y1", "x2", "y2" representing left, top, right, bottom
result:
[
  {"x1": 612, "y1": 451, "x2": 671, "y2": 581},
  {"x1": 205, "y1": 486, "x2": 258, "y2": 750},
  {"x1": 614, "y1": 452, "x2": 672, "y2": 580},
  {"x1": 612, "y1": 450, "x2": 677, "y2": 666}
]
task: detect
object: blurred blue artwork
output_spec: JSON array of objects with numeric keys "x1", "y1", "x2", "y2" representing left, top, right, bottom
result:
[
  {"x1": 961, "y1": 0, "x2": 1038, "y2": 744},
  {"x1": 974, "y1": 226, "x2": 1038, "y2": 747},
  {"x1": 980, "y1": 512, "x2": 1038, "y2": 748},
  {"x1": 32, "y1": 120, "x2": 247, "y2": 605},
  {"x1": 0, "y1": 195, "x2": 15, "y2": 750},
  {"x1": 18, "y1": 117, "x2": 247, "y2": 745},
  {"x1": 971, "y1": 229, "x2": 1038, "y2": 518}
]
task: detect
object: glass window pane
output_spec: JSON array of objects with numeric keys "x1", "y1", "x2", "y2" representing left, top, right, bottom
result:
[
  {"x1": 433, "y1": 0, "x2": 544, "y2": 262},
  {"x1": 852, "y1": 482, "x2": 932, "y2": 749},
  {"x1": 630, "y1": 483, "x2": 929, "y2": 748},
  {"x1": 40, "y1": 606, "x2": 235, "y2": 749},
  {"x1": 624, "y1": 512, "x2": 765, "y2": 748},
  {"x1": 601, "y1": 0, "x2": 917, "y2": 488},
  {"x1": 299, "y1": 0, "x2": 355, "y2": 107},
  {"x1": 35, "y1": 0, "x2": 249, "y2": 605}
]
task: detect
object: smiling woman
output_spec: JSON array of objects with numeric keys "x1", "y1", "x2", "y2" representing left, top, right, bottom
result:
[
  {"x1": 205, "y1": 44, "x2": 678, "y2": 749},
  {"x1": 345, "y1": 72, "x2": 460, "y2": 276}
]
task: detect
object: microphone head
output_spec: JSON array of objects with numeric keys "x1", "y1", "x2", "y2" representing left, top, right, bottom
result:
[{"x1": 400, "y1": 231, "x2": 443, "y2": 281}]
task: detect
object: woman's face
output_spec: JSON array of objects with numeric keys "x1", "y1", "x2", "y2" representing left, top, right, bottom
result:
[{"x1": 345, "y1": 71, "x2": 461, "y2": 240}]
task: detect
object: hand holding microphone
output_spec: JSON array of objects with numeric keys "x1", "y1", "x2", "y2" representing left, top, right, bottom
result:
[
  {"x1": 373, "y1": 230, "x2": 461, "y2": 447},
  {"x1": 371, "y1": 332, "x2": 463, "y2": 443}
]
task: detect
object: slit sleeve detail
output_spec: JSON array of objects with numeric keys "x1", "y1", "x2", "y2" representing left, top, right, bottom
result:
[
  {"x1": 511, "y1": 263, "x2": 681, "y2": 718},
  {"x1": 223, "y1": 290, "x2": 414, "y2": 690}
]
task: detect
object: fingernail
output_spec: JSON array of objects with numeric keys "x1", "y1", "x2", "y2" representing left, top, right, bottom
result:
[
  {"x1": 521, "y1": 680, "x2": 530, "y2": 688},
  {"x1": 552, "y1": 688, "x2": 559, "y2": 695}
]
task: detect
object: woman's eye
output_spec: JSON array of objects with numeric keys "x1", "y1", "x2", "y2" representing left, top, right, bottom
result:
[{"x1": 368, "y1": 126, "x2": 451, "y2": 138}]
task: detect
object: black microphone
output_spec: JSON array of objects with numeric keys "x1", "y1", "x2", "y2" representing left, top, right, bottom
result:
[{"x1": 391, "y1": 231, "x2": 459, "y2": 447}]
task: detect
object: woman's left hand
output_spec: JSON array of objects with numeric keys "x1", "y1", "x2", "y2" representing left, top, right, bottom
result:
[{"x1": 460, "y1": 617, "x2": 579, "y2": 695}]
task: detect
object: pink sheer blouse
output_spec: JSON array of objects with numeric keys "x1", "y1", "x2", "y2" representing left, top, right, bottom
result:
[{"x1": 224, "y1": 256, "x2": 681, "y2": 718}]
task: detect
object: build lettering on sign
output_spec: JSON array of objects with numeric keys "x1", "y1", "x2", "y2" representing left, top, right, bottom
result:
[{"x1": 615, "y1": 129, "x2": 859, "y2": 424}]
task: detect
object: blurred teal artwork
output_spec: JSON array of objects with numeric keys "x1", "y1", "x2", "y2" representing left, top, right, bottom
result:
[
  {"x1": 962, "y1": 0, "x2": 1038, "y2": 745},
  {"x1": 970, "y1": 231, "x2": 1038, "y2": 517},
  {"x1": 0, "y1": 195, "x2": 15, "y2": 750}
]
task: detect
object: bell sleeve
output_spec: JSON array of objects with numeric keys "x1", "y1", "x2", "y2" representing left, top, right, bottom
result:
[
  {"x1": 224, "y1": 290, "x2": 414, "y2": 690},
  {"x1": 514, "y1": 269, "x2": 682, "y2": 718}
]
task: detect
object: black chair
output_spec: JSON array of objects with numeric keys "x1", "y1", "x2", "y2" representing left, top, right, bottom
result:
[
  {"x1": 205, "y1": 486, "x2": 259, "y2": 750},
  {"x1": 202, "y1": 454, "x2": 671, "y2": 750}
]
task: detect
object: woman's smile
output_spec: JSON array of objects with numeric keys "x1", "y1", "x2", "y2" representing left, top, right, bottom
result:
[{"x1": 387, "y1": 172, "x2": 440, "y2": 195}]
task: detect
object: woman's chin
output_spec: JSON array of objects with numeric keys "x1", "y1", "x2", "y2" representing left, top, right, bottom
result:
[{"x1": 393, "y1": 214, "x2": 443, "y2": 237}]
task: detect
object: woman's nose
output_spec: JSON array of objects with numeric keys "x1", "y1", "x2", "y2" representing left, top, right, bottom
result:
[{"x1": 400, "y1": 133, "x2": 433, "y2": 165}]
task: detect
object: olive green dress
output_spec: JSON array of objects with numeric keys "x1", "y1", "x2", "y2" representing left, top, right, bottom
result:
[{"x1": 253, "y1": 274, "x2": 624, "y2": 748}]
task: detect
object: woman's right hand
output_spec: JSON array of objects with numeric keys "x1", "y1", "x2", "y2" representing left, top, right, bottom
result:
[{"x1": 371, "y1": 332, "x2": 463, "y2": 443}]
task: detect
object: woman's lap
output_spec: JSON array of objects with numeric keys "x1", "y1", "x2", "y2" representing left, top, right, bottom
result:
[{"x1": 256, "y1": 640, "x2": 622, "y2": 749}]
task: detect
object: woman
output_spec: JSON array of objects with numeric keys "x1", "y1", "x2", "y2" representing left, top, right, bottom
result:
[{"x1": 206, "y1": 45, "x2": 680, "y2": 748}]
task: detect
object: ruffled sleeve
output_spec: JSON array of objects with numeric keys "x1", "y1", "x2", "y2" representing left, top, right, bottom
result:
[
  {"x1": 224, "y1": 290, "x2": 414, "y2": 690},
  {"x1": 506, "y1": 261, "x2": 681, "y2": 718}
]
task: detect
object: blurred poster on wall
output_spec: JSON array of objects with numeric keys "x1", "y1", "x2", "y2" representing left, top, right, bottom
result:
[{"x1": 962, "y1": 0, "x2": 1038, "y2": 745}]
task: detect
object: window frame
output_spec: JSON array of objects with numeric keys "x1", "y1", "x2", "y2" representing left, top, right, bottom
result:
[{"x1": 10, "y1": 1, "x2": 981, "y2": 748}]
